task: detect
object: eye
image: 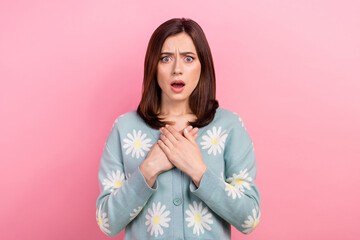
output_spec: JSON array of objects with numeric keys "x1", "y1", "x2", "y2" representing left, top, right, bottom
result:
[
  {"x1": 160, "y1": 56, "x2": 171, "y2": 62},
  {"x1": 185, "y1": 56, "x2": 194, "y2": 62}
]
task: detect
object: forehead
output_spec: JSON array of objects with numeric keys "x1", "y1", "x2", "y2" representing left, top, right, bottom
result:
[{"x1": 161, "y1": 32, "x2": 197, "y2": 52}]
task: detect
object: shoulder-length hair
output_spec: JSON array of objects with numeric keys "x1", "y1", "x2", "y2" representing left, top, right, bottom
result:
[{"x1": 136, "y1": 17, "x2": 219, "y2": 130}]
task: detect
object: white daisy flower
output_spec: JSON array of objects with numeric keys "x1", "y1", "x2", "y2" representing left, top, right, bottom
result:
[
  {"x1": 226, "y1": 168, "x2": 252, "y2": 192},
  {"x1": 130, "y1": 203, "x2": 146, "y2": 221},
  {"x1": 145, "y1": 202, "x2": 171, "y2": 237},
  {"x1": 241, "y1": 206, "x2": 260, "y2": 234},
  {"x1": 200, "y1": 126, "x2": 228, "y2": 156},
  {"x1": 185, "y1": 201, "x2": 213, "y2": 236},
  {"x1": 96, "y1": 203, "x2": 111, "y2": 235},
  {"x1": 123, "y1": 129, "x2": 152, "y2": 159},
  {"x1": 102, "y1": 170, "x2": 125, "y2": 196},
  {"x1": 224, "y1": 182, "x2": 243, "y2": 199}
]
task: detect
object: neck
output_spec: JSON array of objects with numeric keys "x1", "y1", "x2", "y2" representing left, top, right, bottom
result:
[{"x1": 158, "y1": 99, "x2": 192, "y2": 117}]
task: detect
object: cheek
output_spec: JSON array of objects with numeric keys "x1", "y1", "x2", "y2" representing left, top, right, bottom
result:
[
  {"x1": 157, "y1": 64, "x2": 172, "y2": 79},
  {"x1": 190, "y1": 61, "x2": 201, "y2": 72},
  {"x1": 156, "y1": 66, "x2": 166, "y2": 84},
  {"x1": 189, "y1": 63, "x2": 201, "y2": 80}
]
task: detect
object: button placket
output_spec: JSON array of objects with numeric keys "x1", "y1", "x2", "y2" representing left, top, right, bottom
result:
[
  {"x1": 173, "y1": 197, "x2": 183, "y2": 206},
  {"x1": 172, "y1": 168, "x2": 184, "y2": 239}
]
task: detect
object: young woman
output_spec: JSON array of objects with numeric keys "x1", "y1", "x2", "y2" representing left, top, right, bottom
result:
[{"x1": 96, "y1": 17, "x2": 261, "y2": 239}]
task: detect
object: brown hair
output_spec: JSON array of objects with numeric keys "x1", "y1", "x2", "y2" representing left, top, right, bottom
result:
[{"x1": 136, "y1": 17, "x2": 219, "y2": 130}]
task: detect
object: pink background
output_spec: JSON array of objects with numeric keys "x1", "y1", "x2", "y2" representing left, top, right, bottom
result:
[{"x1": 1, "y1": 0, "x2": 359, "y2": 239}]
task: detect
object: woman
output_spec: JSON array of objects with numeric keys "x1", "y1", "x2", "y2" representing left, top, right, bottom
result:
[{"x1": 96, "y1": 17, "x2": 261, "y2": 239}]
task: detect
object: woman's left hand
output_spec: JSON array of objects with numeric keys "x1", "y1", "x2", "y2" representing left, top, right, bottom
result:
[{"x1": 157, "y1": 124, "x2": 207, "y2": 187}]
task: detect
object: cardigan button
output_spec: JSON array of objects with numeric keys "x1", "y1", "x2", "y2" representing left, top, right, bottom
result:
[{"x1": 173, "y1": 197, "x2": 183, "y2": 206}]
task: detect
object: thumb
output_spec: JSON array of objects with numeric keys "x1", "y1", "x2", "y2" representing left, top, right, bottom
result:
[{"x1": 184, "y1": 128, "x2": 197, "y2": 144}]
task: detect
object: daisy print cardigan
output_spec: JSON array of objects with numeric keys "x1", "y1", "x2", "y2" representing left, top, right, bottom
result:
[{"x1": 96, "y1": 107, "x2": 261, "y2": 239}]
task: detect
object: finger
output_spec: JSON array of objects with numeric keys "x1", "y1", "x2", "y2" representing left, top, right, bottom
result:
[
  {"x1": 185, "y1": 126, "x2": 198, "y2": 137},
  {"x1": 193, "y1": 130, "x2": 199, "y2": 140},
  {"x1": 184, "y1": 127, "x2": 197, "y2": 144},
  {"x1": 157, "y1": 139, "x2": 170, "y2": 155},
  {"x1": 182, "y1": 125, "x2": 197, "y2": 137},
  {"x1": 161, "y1": 126, "x2": 178, "y2": 144},
  {"x1": 160, "y1": 132, "x2": 175, "y2": 149},
  {"x1": 165, "y1": 125, "x2": 184, "y2": 141},
  {"x1": 190, "y1": 127, "x2": 199, "y2": 135}
]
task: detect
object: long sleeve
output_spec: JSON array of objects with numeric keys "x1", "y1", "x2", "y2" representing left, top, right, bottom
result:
[
  {"x1": 95, "y1": 118, "x2": 158, "y2": 237},
  {"x1": 189, "y1": 116, "x2": 261, "y2": 234}
]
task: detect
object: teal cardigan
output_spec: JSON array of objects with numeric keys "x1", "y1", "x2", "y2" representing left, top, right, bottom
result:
[{"x1": 96, "y1": 107, "x2": 261, "y2": 239}]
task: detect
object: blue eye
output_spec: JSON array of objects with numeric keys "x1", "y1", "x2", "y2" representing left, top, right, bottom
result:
[
  {"x1": 160, "y1": 56, "x2": 194, "y2": 63},
  {"x1": 160, "y1": 56, "x2": 170, "y2": 62},
  {"x1": 185, "y1": 56, "x2": 194, "y2": 62}
]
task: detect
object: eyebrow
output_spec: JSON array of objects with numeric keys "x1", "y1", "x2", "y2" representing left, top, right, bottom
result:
[{"x1": 160, "y1": 51, "x2": 196, "y2": 56}]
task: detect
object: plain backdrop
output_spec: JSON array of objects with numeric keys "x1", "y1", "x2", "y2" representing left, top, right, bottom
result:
[{"x1": 1, "y1": 0, "x2": 359, "y2": 239}]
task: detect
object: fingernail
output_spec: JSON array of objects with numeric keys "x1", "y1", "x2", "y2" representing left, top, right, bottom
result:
[
  {"x1": 165, "y1": 124, "x2": 169, "y2": 128},
  {"x1": 188, "y1": 125, "x2": 193, "y2": 129},
  {"x1": 184, "y1": 128, "x2": 188, "y2": 133}
]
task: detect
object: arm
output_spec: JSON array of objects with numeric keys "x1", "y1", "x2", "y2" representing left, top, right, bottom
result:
[
  {"x1": 96, "y1": 119, "x2": 158, "y2": 237},
  {"x1": 189, "y1": 117, "x2": 261, "y2": 234}
]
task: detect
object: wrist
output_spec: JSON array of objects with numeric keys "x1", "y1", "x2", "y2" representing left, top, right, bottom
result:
[
  {"x1": 191, "y1": 163, "x2": 207, "y2": 188},
  {"x1": 139, "y1": 161, "x2": 159, "y2": 187}
]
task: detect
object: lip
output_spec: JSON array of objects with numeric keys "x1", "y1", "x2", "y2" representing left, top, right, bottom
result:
[
  {"x1": 170, "y1": 84, "x2": 185, "y2": 93},
  {"x1": 170, "y1": 79, "x2": 185, "y2": 93},
  {"x1": 171, "y1": 85, "x2": 185, "y2": 93},
  {"x1": 170, "y1": 80, "x2": 185, "y2": 85}
]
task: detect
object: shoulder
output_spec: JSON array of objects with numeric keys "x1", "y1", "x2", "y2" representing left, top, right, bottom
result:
[
  {"x1": 216, "y1": 107, "x2": 249, "y2": 143},
  {"x1": 112, "y1": 109, "x2": 140, "y2": 129},
  {"x1": 216, "y1": 107, "x2": 244, "y2": 125}
]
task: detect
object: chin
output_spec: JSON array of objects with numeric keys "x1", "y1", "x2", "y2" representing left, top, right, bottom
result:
[{"x1": 167, "y1": 93, "x2": 188, "y2": 100}]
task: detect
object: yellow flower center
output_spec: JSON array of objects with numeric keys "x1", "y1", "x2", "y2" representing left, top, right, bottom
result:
[
  {"x1": 235, "y1": 178, "x2": 243, "y2": 185},
  {"x1": 252, "y1": 220, "x2": 259, "y2": 228},
  {"x1": 98, "y1": 217, "x2": 102, "y2": 225},
  {"x1": 211, "y1": 137, "x2": 218, "y2": 145},
  {"x1": 194, "y1": 214, "x2": 202, "y2": 223},
  {"x1": 153, "y1": 215, "x2": 160, "y2": 225},
  {"x1": 134, "y1": 140, "x2": 141, "y2": 148},
  {"x1": 114, "y1": 181, "x2": 122, "y2": 188},
  {"x1": 227, "y1": 183, "x2": 235, "y2": 189}
]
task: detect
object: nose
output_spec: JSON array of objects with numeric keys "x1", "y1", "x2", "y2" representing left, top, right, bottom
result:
[{"x1": 173, "y1": 52, "x2": 182, "y2": 75}]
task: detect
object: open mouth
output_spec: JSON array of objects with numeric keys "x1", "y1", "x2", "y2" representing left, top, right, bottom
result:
[
  {"x1": 170, "y1": 80, "x2": 185, "y2": 92},
  {"x1": 170, "y1": 80, "x2": 185, "y2": 88},
  {"x1": 171, "y1": 82, "x2": 185, "y2": 88}
]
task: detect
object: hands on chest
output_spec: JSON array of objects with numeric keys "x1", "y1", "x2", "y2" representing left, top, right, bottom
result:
[{"x1": 139, "y1": 124, "x2": 207, "y2": 188}]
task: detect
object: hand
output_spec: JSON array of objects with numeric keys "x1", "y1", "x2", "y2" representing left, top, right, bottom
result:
[
  {"x1": 140, "y1": 125, "x2": 199, "y2": 187},
  {"x1": 157, "y1": 124, "x2": 207, "y2": 187}
]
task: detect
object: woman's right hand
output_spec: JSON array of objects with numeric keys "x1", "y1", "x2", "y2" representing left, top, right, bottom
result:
[{"x1": 139, "y1": 125, "x2": 199, "y2": 187}]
